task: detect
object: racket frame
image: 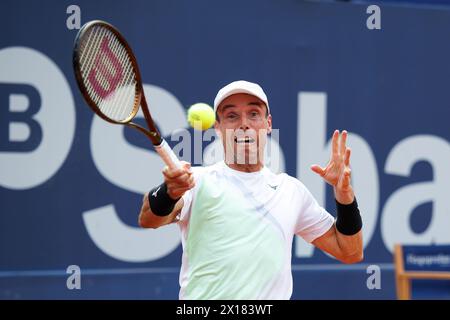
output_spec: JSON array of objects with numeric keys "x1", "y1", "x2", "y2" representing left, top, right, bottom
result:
[{"x1": 73, "y1": 20, "x2": 163, "y2": 146}]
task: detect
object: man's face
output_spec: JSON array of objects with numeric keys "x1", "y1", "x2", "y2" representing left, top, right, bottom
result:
[{"x1": 214, "y1": 93, "x2": 272, "y2": 165}]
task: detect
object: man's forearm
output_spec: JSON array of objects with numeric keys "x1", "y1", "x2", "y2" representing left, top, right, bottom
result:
[
  {"x1": 334, "y1": 194, "x2": 363, "y2": 262},
  {"x1": 336, "y1": 228, "x2": 363, "y2": 259},
  {"x1": 334, "y1": 186, "x2": 354, "y2": 205},
  {"x1": 138, "y1": 192, "x2": 182, "y2": 229}
]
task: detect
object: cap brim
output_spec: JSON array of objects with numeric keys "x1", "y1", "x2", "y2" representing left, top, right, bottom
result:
[{"x1": 214, "y1": 89, "x2": 270, "y2": 112}]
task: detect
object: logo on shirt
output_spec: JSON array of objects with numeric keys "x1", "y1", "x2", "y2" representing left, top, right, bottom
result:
[
  {"x1": 268, "y1": 184, "x2": 278, "y2": 190},
  {"x1": 152, "y1": 186, "x2": 161, "y2": 197}
]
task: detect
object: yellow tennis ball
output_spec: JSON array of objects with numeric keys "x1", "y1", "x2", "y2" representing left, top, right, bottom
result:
[{"x1": 187, "y1": 103, "x2": 215, "y2": 130}]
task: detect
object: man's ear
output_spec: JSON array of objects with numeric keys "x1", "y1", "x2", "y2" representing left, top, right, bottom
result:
[{"x1": 267, "y1": 114, "x2": 272, "y2": 134}]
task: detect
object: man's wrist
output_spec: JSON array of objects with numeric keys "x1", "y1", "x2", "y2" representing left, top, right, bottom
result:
[
  {"x1": 334, "y1": 187, "x2": 354, "y2": 205},
  {"x1": 148, "y1": 183, "x2": 180, "y2": 217},
  {"x1": 335, "y1": 197, "x2": 362, "y2": 236}
]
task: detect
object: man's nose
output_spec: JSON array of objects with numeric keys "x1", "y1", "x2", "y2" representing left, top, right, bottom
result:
[{"x1": 239, "y1": 114, "x2": 250, "y2": 130}]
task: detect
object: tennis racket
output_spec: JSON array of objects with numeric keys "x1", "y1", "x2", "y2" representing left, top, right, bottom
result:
[{"x1": 73, "y1": 20, "x2": 180, "y2": 169}]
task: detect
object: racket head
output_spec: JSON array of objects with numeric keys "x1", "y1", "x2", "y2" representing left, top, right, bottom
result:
[{"x1": 73, "y1": 20, "x2": 143, "y2": 124}]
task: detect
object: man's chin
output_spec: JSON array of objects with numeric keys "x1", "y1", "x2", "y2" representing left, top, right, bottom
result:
[{"x1": 232, "y1": 152, "x2": 261, "y2": 165}]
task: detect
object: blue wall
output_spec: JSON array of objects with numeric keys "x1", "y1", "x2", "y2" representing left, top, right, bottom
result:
[{"x1": 1, "y1": 0, "x2": 449, "y2": 299}]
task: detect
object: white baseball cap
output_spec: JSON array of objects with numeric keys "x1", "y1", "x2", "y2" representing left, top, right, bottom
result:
[{"x1": 213, "y1": 80, "x2": 270, "y2": 113}]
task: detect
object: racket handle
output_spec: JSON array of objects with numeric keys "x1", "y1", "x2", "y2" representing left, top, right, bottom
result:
[{"x1": 155, "y1": 139, "x2": 181, "y2": 170}]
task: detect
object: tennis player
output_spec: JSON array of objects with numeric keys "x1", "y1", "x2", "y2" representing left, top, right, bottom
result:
[{"x1": 139, "y1": 80, "x2": 363, "y2": 299}]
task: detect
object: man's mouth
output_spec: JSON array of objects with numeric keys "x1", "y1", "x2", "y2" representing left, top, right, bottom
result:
[{"x1": 234, "y1": 137, "x2": 255, "y2": 144}]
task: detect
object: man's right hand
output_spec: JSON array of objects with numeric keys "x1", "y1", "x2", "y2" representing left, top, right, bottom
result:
[{"x1": 162, "y1": 161, "x2": 195, "y2": 200}]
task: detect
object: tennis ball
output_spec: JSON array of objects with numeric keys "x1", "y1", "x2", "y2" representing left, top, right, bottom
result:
[{"x1": 187, "y1": 103, "x2": 215, "y2": 131}]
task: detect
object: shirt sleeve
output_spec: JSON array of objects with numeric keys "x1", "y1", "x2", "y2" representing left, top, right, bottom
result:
[
  {"x1": 294, "y1": 183, "x2": 335, "y2": 243},
  {"x1": 177, "y1": 188, "x2": 193, "y2": 222}
]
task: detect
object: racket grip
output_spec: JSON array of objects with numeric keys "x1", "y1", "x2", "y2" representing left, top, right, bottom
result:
[{"x1": 155, "y1": 139, "x2": 181, "y2": 170}]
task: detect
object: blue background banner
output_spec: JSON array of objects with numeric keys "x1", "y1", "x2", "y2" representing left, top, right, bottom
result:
[{"x1": 1, "y1": 0, "x2": 450, "y2": 299}]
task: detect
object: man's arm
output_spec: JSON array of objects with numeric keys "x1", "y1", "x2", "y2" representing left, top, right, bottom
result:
[
  {"x1": 313, "y1": 181, "x2": 363, "y2": 264},
  {"x1": 312, "y1": 223, "x2": 363, "y2": 264},
  {"x1": 138, "y1": 161, "x2": 194, "y2": 229},
  {"x1": 310, "y1": 130, "x2": 363, "y2": 264},
  {"x1": 138, "y1": 194, "x2": 184, "y2": 229}
]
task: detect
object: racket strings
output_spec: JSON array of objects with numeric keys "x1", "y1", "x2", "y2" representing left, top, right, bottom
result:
[
  {"x1": 82, "y1": 28, "x2": 105, "y2": 104},
  {"x1": 78, "y1": 26, "x2": 138, "y2": 122},
  {"x1": 113, "y1": 39, "x2": 137, "y2": 121},
  {"x1": 104, "y1": 31, "x2": 133, "y2": 121},
  {"x1": 81, "y1": 28, "x2": 113, "y2": 106}
]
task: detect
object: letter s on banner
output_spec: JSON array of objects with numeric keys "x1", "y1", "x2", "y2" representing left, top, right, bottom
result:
[{"x1": 84, "y1": 84, "x2": 187, "y2": 262}]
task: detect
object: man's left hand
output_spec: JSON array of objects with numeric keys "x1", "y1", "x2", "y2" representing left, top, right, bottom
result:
[{"x1": 311, "y1": 130, "x2": 354, "y2": 204}]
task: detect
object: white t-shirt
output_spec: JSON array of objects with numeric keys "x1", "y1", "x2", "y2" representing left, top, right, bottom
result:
[{"x1": 176, "y1": 161, "x2": 334, "y2": 300}]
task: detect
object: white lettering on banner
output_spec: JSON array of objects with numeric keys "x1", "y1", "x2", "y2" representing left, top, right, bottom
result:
[
  {"x1": 85, "y1": 85, "x2": 185, "y2": 262},
  {"x1": 295, "y1": 92, "x2": 379, "y2": 258},
  {"x1": 0, "y1": 47, "x2": 75, "y2": 190},
  {"x1": 9, "y1": 94, "x2": 31, "y2": 142},
  {"x1": 83, "y1": 205, "x2": 180, "y2": 262},
  {"x1": 381, "y1": 135, "x2": 450, "y2": 251}
]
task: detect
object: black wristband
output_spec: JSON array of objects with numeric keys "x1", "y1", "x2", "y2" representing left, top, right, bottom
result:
[
  {"x1": 148, "y1": 183, "x2": 180, "y2": 217},
  {"x1": 335, "y1": 197, "x2": 362, "y2": 236}
]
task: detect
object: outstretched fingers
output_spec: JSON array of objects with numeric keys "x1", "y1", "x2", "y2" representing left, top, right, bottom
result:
[
  {"x1": 311, "y1": 164, "x2": 325, "y2": 177},
  {"x1": 332, "y1": 130, "x2": 339, "y2": 157},
  {"x1": 344, "y1": 147, "x2": 351, "y2": 167},
  {"x1": 339, "y1": 130, "x2": 348, "y2": 156},
  {"x1": 339, "y1": 166, "x2": 352, "y2": 188}
]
